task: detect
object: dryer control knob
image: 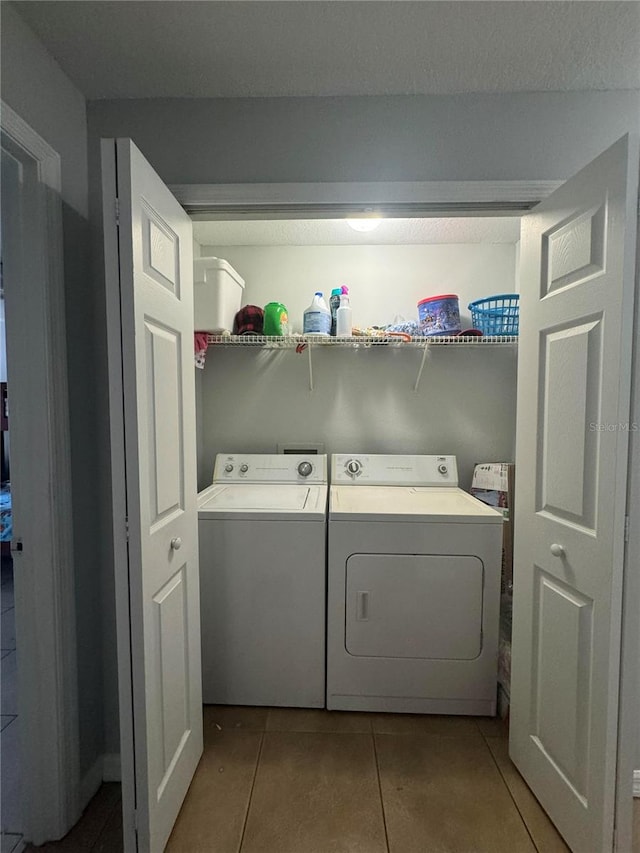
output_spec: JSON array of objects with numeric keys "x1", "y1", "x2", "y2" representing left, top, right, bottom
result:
[
  {"x1": 346, "y1": 459, "x2": 362, "y2": 478},
  {"x1": 297, "y1": 461, "x2": 313, "y2": 477},
  {"x1": 438, "y1": 464, "x2": 448, "y2": 475},
  {"x1": 224, "y1": 463, "x2": 234, "y2": 473},
  {"x1": 240, "y1": 463, "x2": 249, "y2": 473}
]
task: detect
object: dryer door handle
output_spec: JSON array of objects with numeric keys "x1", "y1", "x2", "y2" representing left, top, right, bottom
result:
[{"x1": 356, "y1": 590, "x2": 370, "y2": 621}]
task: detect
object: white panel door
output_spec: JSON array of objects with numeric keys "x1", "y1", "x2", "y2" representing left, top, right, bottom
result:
[
  {"x1": 102, "y1": 139, "x2": 202, "y2": 852},
  {"x1": 510, "y1": 135, "x2": 638, "y2": 852}
]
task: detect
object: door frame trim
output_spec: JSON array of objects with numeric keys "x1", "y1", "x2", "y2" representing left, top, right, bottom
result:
[
  {"x1": 1, "y1": 100, "x2": 80, "y2": 843},
  {"x1": 616, "y1": 147, "x2": 640, "y2": 851}
]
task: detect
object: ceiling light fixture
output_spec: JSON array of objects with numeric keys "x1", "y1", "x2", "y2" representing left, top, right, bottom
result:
[{"x1": 346, "y1": 215, "x2": 383, "y2": 233}]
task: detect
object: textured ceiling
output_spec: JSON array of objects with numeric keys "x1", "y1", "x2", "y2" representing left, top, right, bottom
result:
[
  {"x1": 192, "y1": 217, "x2": 521, "y2": 246},
  {"x1": 12, "y1": 1, "x2": 640, "y2": 99}
]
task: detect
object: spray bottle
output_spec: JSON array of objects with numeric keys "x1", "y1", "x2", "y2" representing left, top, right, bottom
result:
[
  {"x1": 329, "y1": 287, "x2": 342, "y2": 336},
  {"x1": 336, "y1": 286, "x2": 353, "y2": 336}
]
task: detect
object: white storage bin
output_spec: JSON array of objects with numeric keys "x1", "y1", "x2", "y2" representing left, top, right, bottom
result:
[{"x1": 194, "y1": 257, "x2": 245, "y2": 332}]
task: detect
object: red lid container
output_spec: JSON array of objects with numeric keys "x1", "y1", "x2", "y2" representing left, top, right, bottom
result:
[{"x1": 417, "y1": 294, "x2": 459, "y2": 306}]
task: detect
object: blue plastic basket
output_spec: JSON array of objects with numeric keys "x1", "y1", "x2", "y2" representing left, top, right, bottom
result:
[{"x1": 468, "y1": 294, "x2": 519, "y2": 336}]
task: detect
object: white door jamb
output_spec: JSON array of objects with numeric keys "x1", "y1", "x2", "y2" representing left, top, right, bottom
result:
[{"x1": 0, "y1": 100, "x2": 80, "y2": 844}]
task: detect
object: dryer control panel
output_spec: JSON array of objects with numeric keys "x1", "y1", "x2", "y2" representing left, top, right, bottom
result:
[
  {"x1": 214, "y1": 453, "x2": 327, "y2": 484},
  {"x1": 331, "y1": 454, "x2": 458, "y2": 487}
]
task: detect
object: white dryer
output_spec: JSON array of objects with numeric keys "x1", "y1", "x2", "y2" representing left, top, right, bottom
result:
[
  {"x1": 198, "y1": 453, "x2": 328, "y2": 708},
  {"x1": 327, "y1": 454, "x2": 503, "y2": 715}
]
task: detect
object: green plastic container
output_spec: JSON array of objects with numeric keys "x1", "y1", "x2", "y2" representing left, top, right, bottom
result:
[{"x1": 263, "y1": 302, "x2": 289, "y2": 336}]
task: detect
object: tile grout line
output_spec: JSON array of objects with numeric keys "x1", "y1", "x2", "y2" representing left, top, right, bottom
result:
[
  {"x1": 481, "y1": 731, "x2": 541, "y2": 853},
  {"x1": 237, "y1": 729, "x2": 265, "y2": 853},
  {"x1": 371, "y1": 731, "x2": 392, "y2": 853}
]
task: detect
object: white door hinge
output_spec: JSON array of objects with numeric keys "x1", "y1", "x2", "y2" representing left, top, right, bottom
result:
[
  {"x1": 115, "y1": 197, "x2": 120, "y2": 226},
  {"x1": 125, "y1": 516, "x2": 130, "y2": 542},
  {"x1": 624, "y1": 515, "x2": 630, "y2": 543}
]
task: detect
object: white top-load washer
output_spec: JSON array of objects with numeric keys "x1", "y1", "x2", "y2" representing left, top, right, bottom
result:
[
  {"x1": 198, "y1": 453, "x2": 328, "y2": 708},
  {"x1": 327, "y1": 454, "x2": 504, "y2": 715}
]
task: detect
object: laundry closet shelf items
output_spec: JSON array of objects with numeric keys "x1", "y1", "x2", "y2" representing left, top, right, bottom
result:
[{"x1": 203, "y1": 334, "x2": 518, "y2": 392}]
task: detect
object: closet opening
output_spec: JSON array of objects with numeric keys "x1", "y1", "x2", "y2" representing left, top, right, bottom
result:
[{"x1": 190, "y1": 210, "x2": 522, "y2": 716}]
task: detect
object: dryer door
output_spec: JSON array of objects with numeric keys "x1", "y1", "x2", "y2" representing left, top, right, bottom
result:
[{"x1": 346, "y1": 554, "x2": 483, "y2": 659}]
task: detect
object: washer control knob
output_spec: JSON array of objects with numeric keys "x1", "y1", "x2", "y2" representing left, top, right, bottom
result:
[
  {"x1": 224, "y1": 463, "x2": 234, "y2": 473},
  {"x1": 297, "y1": 461, "x2": 313, "y2": 478},
  {"x1": 240, "y1": 463, "x2": 249, "y2": 473},
  {"x1": 346, "y1": 459, "x2": 362, "y2": 478},
  {"x1": 438, "y1": 463, "x2": 448, "y2": 475}
]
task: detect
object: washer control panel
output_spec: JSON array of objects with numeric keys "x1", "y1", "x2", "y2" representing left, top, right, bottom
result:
[
  {"x1": 331, "y1": 454, "x2": 458, "y2": 487},
  {"x1": 214, "y1": 453, "x2": 327, "y2": 484}
]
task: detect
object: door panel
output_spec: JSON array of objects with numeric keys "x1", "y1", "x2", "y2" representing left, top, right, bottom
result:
[
  {"x1": 510, "y1": 135, "x2": 638, "y2": 853},
  {"x1": 103, "y1": 138, "x2": 202, "y2": 853},
  {"x1": 531, "y1": 569, "x2": 592, "y2": 801},
  {"x1": 152, "y1": 564, "x2": 191, "y2": 798},
  {"x1": 541, "y1": 202, "x2": 606, "y2": 295},
  {"x1": 142, "y1": 202, "x2": 181, "y2": 296},
  {"x1": 145, "y1": 320, "x2": 183, "y2": 522},
  {"x1": 538, "y1": 317, "x2": 602, "y2": 530}
]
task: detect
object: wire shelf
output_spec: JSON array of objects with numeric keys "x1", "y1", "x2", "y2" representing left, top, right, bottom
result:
[{"x1": 205, "y1": 334, "x2": 518, "y2": 348}]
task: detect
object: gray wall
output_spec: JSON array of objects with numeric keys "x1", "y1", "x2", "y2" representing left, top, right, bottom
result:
[
  {"x1": 1, "y1": 4, "x2": 104, "y2": 782},
  {"x1": 88, "y1": 91, "x2": 640, "y2": 185},
  {"x1": 195, "y1": 241, "x2": 518, "y2": 492},
  {"x1": 198, "y1": 345, "x2": 518, "y2": 493},
  {"x1": 85, "y1": 90, "x2": 640, "y2": 759}
]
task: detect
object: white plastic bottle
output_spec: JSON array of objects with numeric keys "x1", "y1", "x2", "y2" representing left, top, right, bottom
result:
[
  {"x1": 303, "y1": 292, "x2": 331, "y2": 335},
  {"x1": 336, "y1": 287, "x2": 353, "y2": 336}
]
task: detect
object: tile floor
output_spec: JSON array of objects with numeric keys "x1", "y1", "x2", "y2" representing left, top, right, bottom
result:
[
  {"x1": 17, "y1": 705, "x2": 640, "y2": 853},
  {"x1": 165, "y1": 705, "x2": 572, "y2": 853},
  {"x1": 0, "y1": 556, "x2": 22, "y2": 853}
]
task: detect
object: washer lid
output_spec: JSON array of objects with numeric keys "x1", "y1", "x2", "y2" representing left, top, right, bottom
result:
[
  {"x1": 198, "y1": 483, "x2": 328, "y2": 520},
  {"x1": 330, "y1": 486, "x2": 503, "y2": 523}
]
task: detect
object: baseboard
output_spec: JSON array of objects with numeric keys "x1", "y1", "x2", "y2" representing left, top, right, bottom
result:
[
  {"x1": 80, "y1": 756, "x2": 104, "y2": 809},
  {"x1": 634, "y1": 770, "x2": 640, "y2": 798},
  {"x1": 102, "y1": 753, "x2": 121, "y2": 782}
]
